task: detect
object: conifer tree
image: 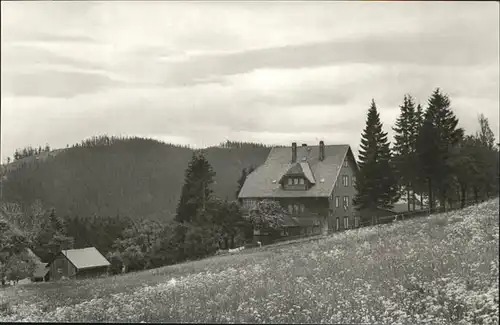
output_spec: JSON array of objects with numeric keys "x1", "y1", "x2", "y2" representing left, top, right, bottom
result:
[
  {"x1": 236, "y1": 168, "x2": 248, "y2": 199},
  {"x1": 392, "y1": 94, "x2": 417, "y2": 211},
  {"x1": 354, "y1": 100, "x2": 399, "y2": 220},
  {"x1": 32, "y1": 208, "x2": 74, "y2": 262},
  {"x1": 175, "y1": 151, "x2": 216, "y2": 224},
  {"x1": 416, "y1": 88, "x2": 464, "y2": 211},
  {"x1": 411, "y1": 103, "x2": 426, "y2": 208},
  {"x1": 235, "y1": 165, "x2": 255, "y2": 199}
]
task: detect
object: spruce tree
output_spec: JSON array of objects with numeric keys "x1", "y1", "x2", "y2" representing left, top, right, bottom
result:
[
  {"x1": 175, "y1": 151, "x2": 216, "y2": 224},
  {"x1": 235, "y1": 165, "x2": 255, "y2": 199},
  {"x1": 33, "y1": 209, "x2": 74, "y2": 262},
  {"x1": 412, "y1": 103, "x2": 426, "y2": 208},
  {"x1": 235, "y1": 168, "x2": 248, "y2": 199},
  {"x1": 416, "y1": 88, "x2": 464, "y2": 211},
  {"x1": 392, "y1": 94, "x2": 417, "y2": 211},
  {"x1": 354, "y1": 99, "x2": 399, "y2": 219}
]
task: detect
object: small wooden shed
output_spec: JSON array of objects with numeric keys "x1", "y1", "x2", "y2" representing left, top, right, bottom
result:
[{"x1": 47, "y1": 247, "x2": 111, "y2": 281}]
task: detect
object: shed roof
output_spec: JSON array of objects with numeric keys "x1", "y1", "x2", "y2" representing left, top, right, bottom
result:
[
  {"x1": 59, "y1": 247, "x2": 110, "y2": 270},
  {"x1": 239, "y1": 144, "x2": 356, "y2": 198}
]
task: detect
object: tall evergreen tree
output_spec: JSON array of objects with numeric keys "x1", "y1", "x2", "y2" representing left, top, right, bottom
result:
[
  {"x1": 32, "y1": 209, "x2": 74, "y2": 262},
  {"x1": 411, "y1": 103, "x2": 426, "y2": 209},
  {"x1": 416, "y1": 88, "x2": 464, "y2": 211},
  {"x1": 392, "y1": 94, "x2": 417, "y2": 211},
  {"x1": 235, "y1": 165, "x2": 255, "y2": 199},
  {"x1": 452, "y1": 135, "x2": 481, "y2": 207},
  {"x1": 354, "y1": 99, "x2": 399, "y2": 220},
  {"x1": 236, "y1": 168, "x2": 247, "y2": 199},
  {"x1": 175, "y1": 151, "x2": 216, "y2": 224}
]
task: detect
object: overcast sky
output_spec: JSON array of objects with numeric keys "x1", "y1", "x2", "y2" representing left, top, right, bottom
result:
[{"x1": 1, "y1": 1, "x2": 499, "y2": 162}]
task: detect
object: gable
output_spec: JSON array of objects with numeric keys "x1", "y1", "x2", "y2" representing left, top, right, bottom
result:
[
  {"x1": 238, "y1": 144, "x2": 350, "y2": 198},
  {"x1": 48, "y1": 247, "x2": 110, "y2": 270},
  {"x1": 279, "y1": 162, "x2": 316, "y2": 185}
]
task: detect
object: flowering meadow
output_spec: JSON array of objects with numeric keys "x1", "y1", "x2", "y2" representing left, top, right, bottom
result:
[{"x1": 1, "y1": 199, "x2": 498, "y2": 324}]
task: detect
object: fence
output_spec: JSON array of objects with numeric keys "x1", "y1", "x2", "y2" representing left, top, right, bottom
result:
[
  {"x1": 252, "y1": 195, "x2": 499, "y2": 247},
  {"x1": 372, "y1": 195, "x2": 499, "y2": 226}
]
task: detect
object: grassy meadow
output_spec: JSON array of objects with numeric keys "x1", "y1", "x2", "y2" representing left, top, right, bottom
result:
[{"x1": 1, "y1": 199, "x2": 498, "y2": 324}]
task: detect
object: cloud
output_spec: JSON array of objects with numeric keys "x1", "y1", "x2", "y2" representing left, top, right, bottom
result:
[
  {"x1": 1, "y1": 69, "x2": 128, "y2": 98},
  {"x1": 1, "y1": 1, "x2": 498, "y2": 161},
  {"x1": 110, "y1": 19, "x2": 498, "y2": 89},
  {"x1": 2, "y1": 30, "x2": 101, "y2": 44}
]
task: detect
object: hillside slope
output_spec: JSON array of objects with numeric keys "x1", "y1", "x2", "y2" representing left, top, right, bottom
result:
[
  {"x1": 1, "y1": 138, "x2": 270, "y2": 220},
  {"x1": 1, "y1": 199, "x2": 498, "y2": 323}
]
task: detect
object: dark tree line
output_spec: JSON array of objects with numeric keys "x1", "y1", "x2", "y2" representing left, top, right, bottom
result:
[
  {"x1": 11, "y1": 144, "x2": 51, "y2": 162},
  {"x1": 3, "y1": 137, "x2": 270, "y2": 222},
  {"x1": 216, "y1": 140, "x2": 271, "y2": 149},
  {"x1": 355, "y1": 88, "x2": 499, "y2": 224}
]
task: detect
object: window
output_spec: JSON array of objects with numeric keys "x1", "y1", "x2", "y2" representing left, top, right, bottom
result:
[
  {"x1": 299, "y1": 178, "x2": 304, "y2": 185},
  {"x1": 293, "y1": 204, "x2": 299, "y2": 213},
  {"x1": 335, "y1": 196, "x2": 340, "y2": 208},
  {"x1": 336, "y1": 217, "x2": 340, "y2": 231},
  {"x1": 342, "y1": 175, "x2": 349, "y2": 187},
  {"x1": 343, "y1": 159, "x2": 348, "y2": 168},
  {"x1": 352, "y1": 176, "x2": 356, "y2": 186},
  {"x1": 354, "y1": 216, "x2": 360, "y2": 228},
  {"x1": 343, "y1": 196, "x2": 349, "y2": 209},
  {"x1": 288, "y1": 178, "x2": 293, "y2": 185},
  {"x1": 344, "y1": 216, "x2": 349, "y2": 229},
  {"x1": 288, "y1": 204, "x2": 293, "y2": 214},
  {"x1": 300, "y1": 204, "x2": 305, "y2": 213},
  {"x1": 335, "y1": 180, "x2": 339, "y2": 188},
  {"x1": 293, "y1": 178, "x2": 299, "y2": 185}
]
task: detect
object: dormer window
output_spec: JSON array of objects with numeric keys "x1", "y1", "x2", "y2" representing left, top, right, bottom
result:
[
  {"x1": 293, "y1": 178, "x2": 299, "y2": 185},
  {"x1": 299, "y1": 178, "x2": 304, "y2": 185},
  {"x1": 288, "y1": 178, "x2": 293, "y2": 185},
  {"x1": 343, "y1": 159, "x2": 348, "y2": 168}
]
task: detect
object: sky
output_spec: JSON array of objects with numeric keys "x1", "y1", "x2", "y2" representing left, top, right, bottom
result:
[{"x1": 1, "y1": 1, "x2": 499, "y2": 162}]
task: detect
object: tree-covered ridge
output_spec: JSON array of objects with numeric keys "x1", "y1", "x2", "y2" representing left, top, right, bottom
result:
[{"x1": 2, "y1": 137, "x2": 270, "y2": 221}]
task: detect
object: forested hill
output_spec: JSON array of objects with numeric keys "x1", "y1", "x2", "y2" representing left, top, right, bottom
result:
[{"x1": 1, "y1": 137, "x2": 271, "y2": 221}]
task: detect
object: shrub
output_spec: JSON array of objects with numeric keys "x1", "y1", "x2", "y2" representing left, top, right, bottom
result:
[{"x1": 0, "y1": 300, "x2": 12, "y2": 317}]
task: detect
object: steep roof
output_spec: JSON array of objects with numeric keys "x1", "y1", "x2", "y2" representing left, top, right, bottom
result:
[
  {"x1": 239, "y1": 144, "x2": 355, "y2": 198},
  {"x1": 58, "y1": 247, "x2": 110, "y2": 270},
  {"x1": 280, "y1": 162, "x2": 316, "y2": 184},
  {"x1": 299, "y1": 162, "x2": 316, "y2": 184}
]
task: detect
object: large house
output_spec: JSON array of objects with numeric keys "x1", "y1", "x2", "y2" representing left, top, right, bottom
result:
[
  {"x1": 238, "y1": 141, "x2": 361, "y2": 237},
  {"x1": 47, "y1": 247, "x2": 111, "y2": 280}
]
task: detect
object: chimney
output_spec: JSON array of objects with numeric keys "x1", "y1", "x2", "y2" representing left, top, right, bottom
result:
[
  {"x1": 292, "y1": 142, "x2": 297, "y2": 163},
  {"x1": 319, "y1": 140, "x2": 325, "y2": 161},
  {"x1": 301, "y1": 143, "x2": 307, "y2": 147}
]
